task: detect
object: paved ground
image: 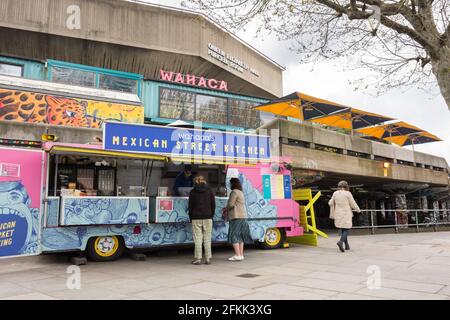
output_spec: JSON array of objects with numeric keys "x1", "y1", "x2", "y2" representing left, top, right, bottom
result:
[{"x1": 1, "y1": 231, "x2": 450, "y2": 300}]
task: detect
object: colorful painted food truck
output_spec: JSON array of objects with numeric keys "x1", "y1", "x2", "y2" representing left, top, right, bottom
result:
[{"x1": 0, "y1": 122, "x2": 302, "y2": 261}]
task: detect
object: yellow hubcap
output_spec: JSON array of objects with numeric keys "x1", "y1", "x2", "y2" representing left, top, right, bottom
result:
[
  {"x1": 94, "y1": 236, "x2": 119, "y2": 257},
  {"x1": 265, "y1": 228, "x2": 281, "y2": 246}
]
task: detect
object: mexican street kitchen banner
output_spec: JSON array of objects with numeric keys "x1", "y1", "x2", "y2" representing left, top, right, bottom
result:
[
  {"x1": 103, "y1": 122, "x2": 271, "y2": 162},
  {"x1": 0, "y1": 88, "x2": 144, "y2": 128},
  {"x1": 0, "y1": 147, "x2": 43, "y2": 258}
]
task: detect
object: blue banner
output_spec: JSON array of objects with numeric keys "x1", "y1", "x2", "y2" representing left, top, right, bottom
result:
[
  {"x1": 103, "y1": 122, "x2": 271, "y2": 161},
  {"x1": 262, "y1": 175, "x2": 272, "y2": 199},
  {"x1": 283, "y1": 175, "x2": 292, "y2": 199}
]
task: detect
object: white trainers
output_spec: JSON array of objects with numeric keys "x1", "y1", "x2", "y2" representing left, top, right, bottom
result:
[{"x1": 228, "y1": 255, "x2": 241, "y2": 261}]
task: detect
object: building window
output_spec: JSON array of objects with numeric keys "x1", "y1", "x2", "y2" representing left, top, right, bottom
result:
[
  {"x1": 48, "y1": 60, "x2": 142, "y2": 95},
  {"x1": 158, "y1": 87, "x2": 267, "y2": 128},
  {"x1": 196, "y1": 94, "x2": 228, "y2": 125},
  {"x1": 51, "y1": 66, "x2": 96, "y2": 87},
  {"x1": 98, "y1": 74, "x2": 138, "y2": 94},
  {"x1": 0, "y1": 62, "x2": 23, "y2": 77},
  {"x1": 159, "y1": 88, "x2": 195, "y2": 121},
  {"x1": 230, "y1": 99, "x2": 260, "y2": 128}
]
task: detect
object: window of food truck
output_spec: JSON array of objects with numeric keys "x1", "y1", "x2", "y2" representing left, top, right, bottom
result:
[{"x1": 46, "y1": 151, "x2": 227, "y2": 199}]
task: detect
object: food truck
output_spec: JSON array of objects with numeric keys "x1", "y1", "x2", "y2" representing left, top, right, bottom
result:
[{"x1": 0, "y1": 122, "x2": 303, "y2": 261}]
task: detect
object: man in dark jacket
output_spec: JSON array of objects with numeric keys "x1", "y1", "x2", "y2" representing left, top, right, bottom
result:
[
  {"x1": 173, "y1": 165, "x2": 194, "y2": 196},
  {"x1": 188, "y1": 175, "x2": 215, "y2": 265}
]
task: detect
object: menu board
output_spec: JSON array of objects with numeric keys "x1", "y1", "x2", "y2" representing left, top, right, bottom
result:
[{"x1": 262, "y1": 174, "x2": 292, "y2": 200}]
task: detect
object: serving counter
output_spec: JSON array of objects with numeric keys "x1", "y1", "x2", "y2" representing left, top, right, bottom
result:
[{"x1": 149, "y1": 196, "x2": 228, "y2": 223}]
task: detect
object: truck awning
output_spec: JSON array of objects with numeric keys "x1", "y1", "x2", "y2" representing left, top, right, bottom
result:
[
  {"x1": 48, "y1": 145, "x2": 167, "y2": 161},
  {"x1": 169, "y1": 155, "x2": 259, "y2": 166}
]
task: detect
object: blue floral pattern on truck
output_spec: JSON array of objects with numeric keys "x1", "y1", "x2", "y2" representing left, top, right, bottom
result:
[
  {"x1": 61, "y1": 197, "x2": 148, "y2": 226},
  {"x1": 155, "y1": 197, "x2": 228, "y2": 223},
  {"x1": 46, "y1": 197, "x2": 60, "y2": 227},
  {"x1": 232, "y1": 173, "x2": 277, "y2": 241},
  {"x1": 41, "y1": 171, "x2": 277, "y2": 252},
  {"x1": 0, "y1": 181, "x2": 40, "y2": 256}
]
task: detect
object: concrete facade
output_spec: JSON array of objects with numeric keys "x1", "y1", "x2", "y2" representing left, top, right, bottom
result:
[
  {"x1": 260, "y1": 119, "x2": 449, "y2": 186},
  {"x1": 0, "y1": 0, "x2": 283, "y2": 98}
]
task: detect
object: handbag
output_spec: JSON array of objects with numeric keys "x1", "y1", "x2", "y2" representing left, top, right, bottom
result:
[
  {"x1": 222, "y1": 207, "x2": 228, "y2": 221},
  {"x1": 329, "y1": 199, "x2": 336, "y2": 220}
]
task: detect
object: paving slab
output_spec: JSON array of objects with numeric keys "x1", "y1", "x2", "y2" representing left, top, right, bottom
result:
[
  {"x1": 355, "y1": 287, "x2": 449, "y2": 300},
  {"x1": 292, "y1": 278, "x2": 365, "y2": 293},
  {"x1": 1, "y1": 231, "x2": 450, "y2": 299}
]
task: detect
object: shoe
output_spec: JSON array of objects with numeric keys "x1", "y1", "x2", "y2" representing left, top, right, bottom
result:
[
  {"x1": 228, "y1": 256, "x2": 241, "y2": 261},
  {"x1": 204, "y1": 259, "x2": 211, "y2": 265},
  {"x1": 237, "y1": 256, "x2": 244, "y2": 261},
  {"x1": 192, "y1": 259, "x2": 202, "y2": 265},
  {"x1": 337, "y1": 242, "x2": 345, "y2": 253},
  {"x1": 345, "y1": 245, "x2": 350, "y2": 251}
]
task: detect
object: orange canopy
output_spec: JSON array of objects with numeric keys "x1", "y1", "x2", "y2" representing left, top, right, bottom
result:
[
  {"x1": 311, "y1": 108, "x2": 395, "y2": 130},
  {"x1": 384, "y1": 131, "x2": 442, "y2": 146},
  {"x1": 357, "y1": 121, "x2": 423, "y2": 139},
  {"x1": 254, "y1": 92, "x2": 349, "y2": 121}
]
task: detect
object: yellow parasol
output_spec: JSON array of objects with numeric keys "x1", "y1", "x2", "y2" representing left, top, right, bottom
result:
[
  {"x1": 384, "y1": 131, "x2": 442, "y2": 151},
  {"x1": 311, "y1": 108, "x2": 395, "y2": 132},
  {"x1": 254, "y1": 92, "x2": 350, "y2": 121},
  {"x1": 357, "y1": 121, "x2": 423, "y2": 139}
]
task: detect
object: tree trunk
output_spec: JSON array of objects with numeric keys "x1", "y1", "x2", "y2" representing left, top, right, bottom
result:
[{"x1": 431, "y1": 47, "x2": 450, "y2": 111}]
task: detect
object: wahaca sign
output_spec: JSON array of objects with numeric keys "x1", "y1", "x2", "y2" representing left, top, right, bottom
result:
[{"x1": 159, "y1": 70, "x2": 228, "y2": 91}]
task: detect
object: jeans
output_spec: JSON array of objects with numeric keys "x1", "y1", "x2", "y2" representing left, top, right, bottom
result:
[
  {"x1": 339, "y1": 228, "x2": 350, "y2": 248},
  {"x1": 191, "y1": 219, "x2": 213, "y2": 260}
]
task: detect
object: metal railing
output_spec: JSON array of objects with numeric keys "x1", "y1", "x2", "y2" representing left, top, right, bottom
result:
[{"x1": 351, "y1": 209, "x2": 450, "y2": 234}]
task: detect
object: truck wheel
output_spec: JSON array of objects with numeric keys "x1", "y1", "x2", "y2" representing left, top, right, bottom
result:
[
  {"x1": 260, "y1": 228, "x2": 285, "y2": 249},
  {"x1": 86, "y1": 236, "x2": 124, "y2": 261}
]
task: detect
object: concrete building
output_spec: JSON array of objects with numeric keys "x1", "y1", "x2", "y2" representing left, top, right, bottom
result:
[
  {"x1": 0, "y1": 0, "x2": 448, "y2": 230},
  {"x1": 260, "y1": 119, "x2": 449, "y2": 229}
]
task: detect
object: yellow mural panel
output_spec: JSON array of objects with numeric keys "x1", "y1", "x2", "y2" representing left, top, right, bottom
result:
[{"x1": 86, "y1": 101, "x2": 144, "y2": 124}]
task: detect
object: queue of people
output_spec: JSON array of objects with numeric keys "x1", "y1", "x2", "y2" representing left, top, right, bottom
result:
[
  {"x1": 187, "y1": 170, "x2": 360, "y2": 264},
  {"x1": 187, "y1": 175, "x2": 252, "y2": 264}
]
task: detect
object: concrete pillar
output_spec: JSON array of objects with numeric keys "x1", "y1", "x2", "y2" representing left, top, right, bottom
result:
[
  {"x1": 359, "y1": 199, "x2": 370, "y2": 226},
  {"x1": 393, "y1": 193, "x2": 408, "y2": 228},
  {"x1": 380, "y1": 201, "x2": 386, "y2": 220},
  {"x1": 369, "y1": 199, "x2": 377, "y2": 226},
  {"x1": 421, "y1": 196, "x2": 428, "y2": 212},
  {"x1": 433, "y1": 200, "x2": 440, "y2": 223},
  {"x1": 443, "y1": 201, "x2": 449, "y2": 222}
]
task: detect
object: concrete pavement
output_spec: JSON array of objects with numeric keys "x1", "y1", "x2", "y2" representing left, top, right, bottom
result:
[{"x1": 1, "y1": 231, "x2": 450, "y2": 300}]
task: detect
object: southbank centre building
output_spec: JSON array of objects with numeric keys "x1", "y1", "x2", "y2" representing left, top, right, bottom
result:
[{"x1": 0, "y1": 0, "x2": 449, "y2": 251}]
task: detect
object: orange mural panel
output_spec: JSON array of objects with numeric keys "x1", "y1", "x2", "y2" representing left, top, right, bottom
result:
[{"x1": 0, "y1": 88, "x2": 143, "y2": 128}]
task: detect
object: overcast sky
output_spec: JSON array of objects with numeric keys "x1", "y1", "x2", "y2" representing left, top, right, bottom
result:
[{"x1": 141, "y1": 0, "x2": 450, "y2": 163}]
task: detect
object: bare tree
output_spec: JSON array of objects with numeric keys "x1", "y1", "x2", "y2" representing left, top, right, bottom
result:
[{"x1": 185, "y1": 0, "x2": 450, "y2": 111}]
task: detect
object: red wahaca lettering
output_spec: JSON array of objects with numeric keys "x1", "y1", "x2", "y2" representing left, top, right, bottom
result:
[{"x1": 159, "y1": 69, "x2": 228, "y2": 91}]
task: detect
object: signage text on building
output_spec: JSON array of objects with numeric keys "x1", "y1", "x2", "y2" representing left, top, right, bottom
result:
[
  {"x1": 159, "y1": 70, "x2": 228, "y2": 91},
  {"x1": 207, "y1": 43, "x2": 260, "y2": 77}
]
